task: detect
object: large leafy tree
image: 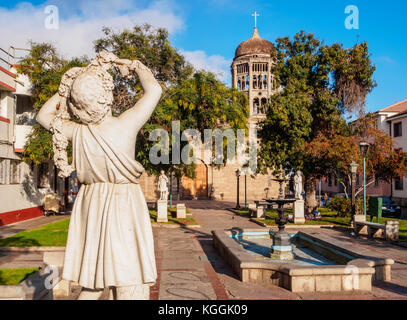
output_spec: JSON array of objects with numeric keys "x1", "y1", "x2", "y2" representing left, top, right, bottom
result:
[
  {"x1": 257, "y1": 31, "x2": 377, "y2": 212},
  {"x1": 93, "y1": 24, "x2": 194, "y2": 115},
  {"x1": 18, "y1": 25, "x2": 249, "y2": 183},
  {"x1": 305, "y1": 119, "x2": 407, "y2": 198},
  {"x1": 93, "y1": 25, "x2": 248, "y2": 178},
  {"x1": 138, "y1": 71, "x2": 248, "y2": 179},
  {"x1": 17, "y1": 42, "x2": 88, "y2": 164}
]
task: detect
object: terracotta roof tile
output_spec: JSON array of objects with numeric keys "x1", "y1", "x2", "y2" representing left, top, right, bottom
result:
[
  {"x1": 235, "y1": 27, "x2": 274, "y2": 59},
  {"x1": 380, "y1": 98, "x2": 407, "y2": 113}
]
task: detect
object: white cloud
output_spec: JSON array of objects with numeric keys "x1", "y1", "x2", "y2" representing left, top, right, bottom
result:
[
  {"x1": 0, "y1": 0, "x2": 184, "y2": 60},
  {"x1": 375, "y1": 56, "x2": 397, "y2": 65},
  {"x1": 180, "y1": 50, "x2": 231, "y2": 83},
  {"x1": 0, "y1": 0, "x2": 232, "y2": 85}
]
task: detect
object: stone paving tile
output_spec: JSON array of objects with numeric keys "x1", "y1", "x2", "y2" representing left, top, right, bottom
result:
[
  {"x1": 0, "y1": 260, "x2": 43, "y2": 268},
  {"x1": 159, "y1": 284, "x2": 217, "y2": 300},
  {"x1": 159, "y1": 259, "x2": 205, "y2": 270},
  {"x1": 160, "y1": 271, "x2": 211, "y2": 286},
  {"x1": 0, "y1": 252, "x2": 43, "y2": 269},
  {"x1": 0, "y1": 215, "x2": 69, "y2": 239},
  {"x1": 162, "y1": 251, "x2": 201, "y2": 260}
]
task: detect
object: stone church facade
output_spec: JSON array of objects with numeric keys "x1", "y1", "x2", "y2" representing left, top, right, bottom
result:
[{"x1": 140, "y1": 25, "x2": 279, "y2": 203}]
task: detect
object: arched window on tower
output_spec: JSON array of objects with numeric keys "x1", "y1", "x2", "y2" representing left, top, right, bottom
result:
[
  {"x1": 253, "y1": 75, "x2": 257, "y2": 89},
  {"x1": 263, "y1": 75, "x2": 268, "y2": 89},
  {"x1": 245, "y1": 76, "x2": 249, "y2": 90},
  {"x1": 237, "y1": 77, "x2": 241, "y2": 91},
  {"x1": 261, "y1": 98, "x2": 267, "y2": 114},
  {"x1": 258, "y1": 75, "x2": 262, "y2": 89},
  {"x1": 253, "y1": 98, "x2": 259, "y2": 114}
]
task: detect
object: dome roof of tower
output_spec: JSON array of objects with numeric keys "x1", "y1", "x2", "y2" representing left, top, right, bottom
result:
[{"x1": 234, "y1": 27, "x2": 274, "y2": 59}]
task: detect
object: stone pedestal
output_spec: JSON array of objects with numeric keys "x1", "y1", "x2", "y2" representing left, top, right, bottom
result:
[
  {"x1": 385, "y1": 221, "x2": 399, "y2": 242},
  {"x1": 256, "y1": 206, "x2": 265, "y2": 219},
  {"x1": 293, "y1": 199, "x2": 305, "y2": 224},
  {"x1": 270, "y1": 231, "x2": 294, "y2": 260},
  {"x1": 176, "y1": 203, "x2": 186, "y2": 219},
  {"x1": 157, "y1": 199, "x2": 168, "y2": 222},
  {"x1": 351, "y1": 214, "x2": 368, "y2": 235},
  {"x1": 354, "y1": 214, "x2": 366, "y2": 222}
]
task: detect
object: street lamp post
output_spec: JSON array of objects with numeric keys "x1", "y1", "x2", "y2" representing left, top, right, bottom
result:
[
  {"x1": 318, "y1": 176, "x2": 322, "y2": 207},
  {"x1": 359, "y1": 142, "x2": 370, "y2": 219},
  {"x1": 350, "y1": 161, "x2": 359, "y2": 222},
  {"x1": 170, "y1": 172, "x2": 173, "y2": 208},
  {"x1": 235, "y1": 169, "x2": 241, "y2": 209},
  {"x1": 244, "y1": 174, "x2": 247, "y2": 209}
]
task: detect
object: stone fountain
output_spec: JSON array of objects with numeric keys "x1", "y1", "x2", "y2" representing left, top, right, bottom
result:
[{"x1": 264, "y1": 171, "x2": 296, "y2": 260}]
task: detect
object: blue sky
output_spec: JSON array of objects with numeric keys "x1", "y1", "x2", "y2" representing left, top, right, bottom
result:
[{"x1": 1, "y1": 0, "x2": 406, "y2": 113}]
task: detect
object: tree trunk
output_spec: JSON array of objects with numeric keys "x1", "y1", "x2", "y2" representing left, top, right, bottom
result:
[
  {"x1": 304, "y1": 175, "x2": 318, "y2": 215},
  {"x1": 64, "y1": 177, "x2": 69, "y2": 212},
  {"x1": 177, "y1": 176, "x2": 180, "y2": 201}
]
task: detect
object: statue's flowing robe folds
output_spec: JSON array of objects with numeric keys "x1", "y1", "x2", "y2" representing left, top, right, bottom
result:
[{"x1": 62, "y1": 124, "x2": 157, "y2": 289}]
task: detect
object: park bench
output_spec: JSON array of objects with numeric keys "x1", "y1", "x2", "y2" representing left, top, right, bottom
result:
[
  {"x1": 354, "y1": 220, "x2": 399, "y2": 242},
  {"x1": 248, "y1": 203, "x2": 266, "y2": 219},
  {"x1": 254, "y1": 200, "x2": 272, "y2": 209}
]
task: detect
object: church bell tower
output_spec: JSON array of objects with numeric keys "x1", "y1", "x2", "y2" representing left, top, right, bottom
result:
[{"x1": 231, "y1": 12, "x2": 277, "y2": 133}]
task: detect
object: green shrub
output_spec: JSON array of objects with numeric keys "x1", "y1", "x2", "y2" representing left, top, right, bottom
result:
[
  {"x1": 356, "y1": 196, "x2": 368, "y2": 215},
  {"x1": 327, "y1": 195, "x2": 368, "y2": 217},
  {"x1": 328, "y1": 196, "x2": 351, "y2": 217}
]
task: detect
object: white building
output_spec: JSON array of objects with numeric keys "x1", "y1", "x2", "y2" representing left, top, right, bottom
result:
[
  {"x1": 317, "y1": 98, "x2": 407, "y2": 214},
  {"x1": 0, "y1": 47, "x2": 66, "y2": 226},
  {"x1": 382, "y1": 99, "x2": 407, "y2": 207}
]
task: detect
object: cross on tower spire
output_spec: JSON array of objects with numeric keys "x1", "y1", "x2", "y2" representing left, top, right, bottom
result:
[{"x1": 252, "y1": 11, "x2": 260, "y2": 28}]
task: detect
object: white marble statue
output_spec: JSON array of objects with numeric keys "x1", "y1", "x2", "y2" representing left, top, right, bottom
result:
[
  {"x1": 294, "y1": 170, "x2": 303, "y2": 199},
  {"x1": 36, "y1": 51, "x2": 162, "y2": 300},
  {"x1": 158, "y1": 170, "x2": 169, "y2": 200}
]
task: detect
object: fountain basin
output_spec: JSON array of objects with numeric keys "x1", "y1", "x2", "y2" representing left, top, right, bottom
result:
[{"x1": 212, "y1": 228, "x2": 394, "y2": 293}]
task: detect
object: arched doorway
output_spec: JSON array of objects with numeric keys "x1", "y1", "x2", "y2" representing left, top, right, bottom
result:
[{"x1": 182, "y1": 162, "x2": 208, "y2": 199}]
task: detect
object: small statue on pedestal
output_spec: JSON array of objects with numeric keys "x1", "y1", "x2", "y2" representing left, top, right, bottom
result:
[
  {"x1": 294, "y1": 170, "x2": 303, "y2": 200},
  {"x1": 158, "y1": 170, "x2": 169, "y2": 200}
]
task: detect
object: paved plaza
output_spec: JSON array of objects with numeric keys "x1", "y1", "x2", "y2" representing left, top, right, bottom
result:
[
  {"x1": 151, "y1": 203, "x2": 407, "y2": 300},
  {"x1": 0, "y1": 201, "x2": 407, "y2": 300}
]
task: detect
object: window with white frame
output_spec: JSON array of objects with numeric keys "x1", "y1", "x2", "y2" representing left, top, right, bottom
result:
[
  {"x1": 0, "y1": 92, "x2": 7, "y2": 118},
  {"x1": 0, "y1": 159, "x2": 10, "y2": 184},
  {"x1": 10, "y1": 160, "x2": 22, "y2": 184},
  {"x1": 395, "y1": 176, "x2": 404, "y2": 191},
  {"x1": 394, "y1": 122, "x2": 402, "y2": 137}
]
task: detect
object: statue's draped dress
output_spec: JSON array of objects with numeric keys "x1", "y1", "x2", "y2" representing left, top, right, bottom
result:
[{"x1": 62, "y1": 124, "x2": 157, "y2": 290}]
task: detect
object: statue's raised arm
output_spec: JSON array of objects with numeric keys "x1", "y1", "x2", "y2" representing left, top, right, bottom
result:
[
  {"x1": 36, "y1": 51, "x2": 162, "y2": 178},
  {"x1": 86, "y1": 51, "x2": 162, "y2": 135},
  {"x1": 113, "y1": 56, "x2": 162, "y2": 135}
]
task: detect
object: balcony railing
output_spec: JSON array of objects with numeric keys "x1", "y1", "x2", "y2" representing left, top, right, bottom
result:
[{"x1": 0, "y1": 47, "x2": 31, "y2": 95}]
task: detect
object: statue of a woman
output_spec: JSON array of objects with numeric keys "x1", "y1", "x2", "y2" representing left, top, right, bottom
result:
[
  {"x1": 36, "y1": 52, "x2": 162, "y2": 300},
  {"x1": 294, "y1": 170, "x2": 303, "y2": 200},
  {"x1": 158, "y1": 170, "x2": 169, "y2": 200}
]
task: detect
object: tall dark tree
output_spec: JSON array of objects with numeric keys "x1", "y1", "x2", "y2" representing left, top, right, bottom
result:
[
  {"x1": 93, "y1": 25, "x2": 248, "y2": 178},
  {"x1": 257, "y1": 31, "x2": 376, "y2": 213},
  {"x1": 18, "y1": 25, "x2": 249, "y2": 183},
  {"x1": 93, "y1": 24, "x2": 194, "y2": 115},
  {"x1": 138, "y1": 71, "x2": 249, "y2": 178},
  {"x1": 16, "y1": 42, "x2": 88, "y2": 164}
]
